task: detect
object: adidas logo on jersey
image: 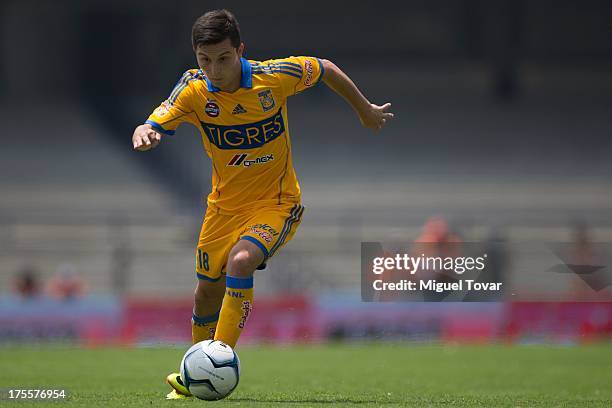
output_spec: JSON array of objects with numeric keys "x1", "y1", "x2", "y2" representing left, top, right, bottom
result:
[{"x1": 232, "y1": 104, "x2": 247, "y2": 114}]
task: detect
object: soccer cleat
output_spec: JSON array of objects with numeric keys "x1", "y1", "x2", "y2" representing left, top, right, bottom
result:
[
  {"x1": 165, "y1": 372, "x2": 192, "y2": 398},
  {"x1": 165, "y1": 389, "x2": 189, "y2": 400}
]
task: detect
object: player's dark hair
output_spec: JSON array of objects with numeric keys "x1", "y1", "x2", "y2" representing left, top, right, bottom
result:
[{"x1": 192, "y1": 9, "x2": 241, "y2": 49}]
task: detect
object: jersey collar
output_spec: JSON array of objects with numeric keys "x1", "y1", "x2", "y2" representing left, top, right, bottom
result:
[{"x1": 205, "y1": 57, "x2": 252, "y2": 92}]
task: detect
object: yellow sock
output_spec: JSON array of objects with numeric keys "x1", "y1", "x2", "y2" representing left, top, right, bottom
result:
[
  {"x1": 214, "y1": 275, "x2": 253, "y2": 348},
  {"x1": 192, "y1": 311, "x2": 219, "y2": 343}
]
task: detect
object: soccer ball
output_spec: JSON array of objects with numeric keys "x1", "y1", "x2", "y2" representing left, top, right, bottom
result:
[{"x1": 180, "y1": 340, "x2": 241, "y2": 400}]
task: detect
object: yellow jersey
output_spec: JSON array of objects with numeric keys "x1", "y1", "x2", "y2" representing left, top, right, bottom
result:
[{"x1": 146, "y1": 56, "x2": 324, "y2": 215}]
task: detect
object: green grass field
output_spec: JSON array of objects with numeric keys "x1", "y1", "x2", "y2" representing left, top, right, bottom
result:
[{"x1": 1, "y1": 343, "x2": 611, "y2": 407}]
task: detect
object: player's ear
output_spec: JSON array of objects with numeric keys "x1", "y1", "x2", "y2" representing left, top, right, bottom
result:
[{"x1": 237, "y1": 42, "x2": 245, "y2": 58}]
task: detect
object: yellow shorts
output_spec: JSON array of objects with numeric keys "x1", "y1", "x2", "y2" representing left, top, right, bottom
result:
[{"x1": 195, "y1": 203, "x2": 305, "y2": 281}]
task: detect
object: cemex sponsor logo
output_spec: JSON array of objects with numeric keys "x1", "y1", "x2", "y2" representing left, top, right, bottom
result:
[{"x1": 227, "y1": 153, "x2": 274, "y2": 167}]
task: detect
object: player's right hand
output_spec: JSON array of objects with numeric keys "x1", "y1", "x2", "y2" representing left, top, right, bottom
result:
[{"x1": 132, "y1": 124, "x2": 162, "y2": 151}]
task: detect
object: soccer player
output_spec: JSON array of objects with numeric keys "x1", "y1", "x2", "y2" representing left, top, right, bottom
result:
[{"x1": 131, "y1": 9, "x2": 393, "y2": 399}]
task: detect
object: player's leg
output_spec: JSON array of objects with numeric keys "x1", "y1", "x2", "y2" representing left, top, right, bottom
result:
[
  {"x1": 191, "y1": 210, "x2": 236, "y2": 343},
  {"x1": 214, "y1": 203, "x2": 305, "y2": 348},
  {"x1": 167, "y1": 269, "x2": 227, "y2": 399},
  {"x1": 167, "y1": 275, "x2": 227, "y2": 400},
  {"x1": 192, "y1": 275, "x2": 225, "y2": 343},
  {"x1": 213, "y1": 238, "x2": 263, "y2": 348},
  {"x1": 167, "y1": 210, "x2": 235, "y2": 399}
]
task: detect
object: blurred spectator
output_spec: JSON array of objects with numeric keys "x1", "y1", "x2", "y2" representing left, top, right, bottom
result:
[
  {"x1": 415, "y1": 216, "x2": 462, "y2": 246},
  {"x1": 46, "y1": 263, "x2": 88, "y2": 301},
  {"x1": 412, "y1": 216, "x2": 463, "y2": 301},
  {"x1": 13, "y1": 266, "x2": 41, "y2": 299}
]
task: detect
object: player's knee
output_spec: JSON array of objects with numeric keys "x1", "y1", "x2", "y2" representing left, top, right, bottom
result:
[{"x1": 226, "y1": 249, "x2": 257, "y2": 278}]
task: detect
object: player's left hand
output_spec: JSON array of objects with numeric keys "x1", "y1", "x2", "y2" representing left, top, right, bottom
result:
[{"x1": 359, "y1": 102, "x2": 394, "y2": 132}]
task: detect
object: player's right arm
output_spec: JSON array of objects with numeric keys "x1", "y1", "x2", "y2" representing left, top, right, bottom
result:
[{"x1": 132, "y1": 70, "x2": 199, "y2": 152}]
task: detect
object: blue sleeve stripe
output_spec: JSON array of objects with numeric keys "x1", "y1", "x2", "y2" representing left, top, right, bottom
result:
[
  {"x1": 192, "y1": 311, "x2": 220, "y2": 324},
  {"x1": 278, "y1": 61, "x2": 302, "y2": 69},
  {"x1": 273, "y1": 70, "x2": 302, "y2": 79},
  {"x1": 251, "y1": 68, "x2": 302, "y2": 79},
  {"x1": 169, "y1": 84, "x2": 185, "y2": 103},
  {"x1": 240, "y1": 236, "x2": 269, "y2": 258},
  {"x1": 278, "y1": 71, "x2": 302, "y2": 79},
  {"x1": 168, "y1": 72, "x2": 191, "y2": 101},
  {"x1": 196, "y1": 272, "x2": 222, "y2": 282},
  {"x1": 273, "y1": 63, "x2": 302, "y2": 74},
  {"x1": 145, "y1": 120, "x2": 175, "y2": 135},
  {"x1": 226, "y1": 275, "x2": 254, "y2": 289},
  {"x1": 315, "y1": 58, "x2": 325, "y2": 85},
  {"x1": 169, "y1": 79, "x2": 193, "y2": 103}
]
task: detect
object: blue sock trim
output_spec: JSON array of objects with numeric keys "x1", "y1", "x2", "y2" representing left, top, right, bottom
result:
[
  {"x1": 240, "y1": 235, "x2": 269, "y2": 258},
  {"x1": 226, "y1": 275, "x2": 254, "y2": 289},
  {"x1": 192, "y1": 311, "x2": 220, "y2": 325}
]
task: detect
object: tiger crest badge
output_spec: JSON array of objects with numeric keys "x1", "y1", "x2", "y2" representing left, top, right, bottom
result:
[{"x1": 257, "y1": 89, "x2": 276, "y2": 112}]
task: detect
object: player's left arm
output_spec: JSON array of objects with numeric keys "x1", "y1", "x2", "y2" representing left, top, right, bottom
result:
[
  {"x1": 320, "y1": 59, "x2": 394, "y2": 132},
  {"x1": 321, "y1": 59, "x2": 393, "y2": 131},
  {"x1": 273, "y1": 56, "x2": 392, "y2": 131}
]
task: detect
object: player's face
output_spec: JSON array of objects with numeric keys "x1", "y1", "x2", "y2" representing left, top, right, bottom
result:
[{"x1": 195, "y1": 39, "x2": 244, "y2": 91}]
